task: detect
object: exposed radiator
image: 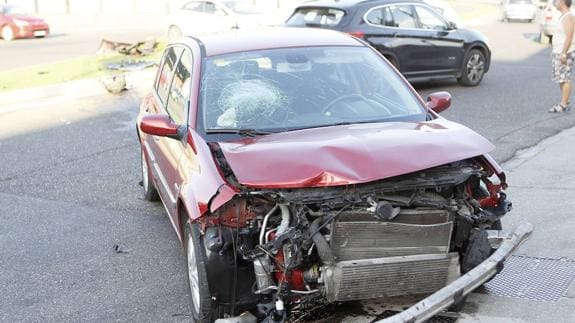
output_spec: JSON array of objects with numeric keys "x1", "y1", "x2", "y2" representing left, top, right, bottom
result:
[
  {"x1": 323, "y1": 253, "x2": 460, "y2": 302},
  {"x1": 331, "y1": 208, "x2": 453, "y2": 261}
]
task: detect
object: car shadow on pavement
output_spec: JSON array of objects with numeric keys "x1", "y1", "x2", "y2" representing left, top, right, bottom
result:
[{"x1": 0, "y1": 92, "x2": 194, "y2": 321}]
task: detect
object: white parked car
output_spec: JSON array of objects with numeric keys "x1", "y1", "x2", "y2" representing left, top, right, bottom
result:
[
  {"x1": 165, "y1": 0, "x2": 284, "y2": 40},
  {"x1": 500, "y1": 0, "x2": 537, "y2": 22}
]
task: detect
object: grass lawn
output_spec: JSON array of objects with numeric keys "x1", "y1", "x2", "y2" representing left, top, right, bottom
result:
[{"x1": 0, "y1": 42, "x2": 165, "y2": 93}]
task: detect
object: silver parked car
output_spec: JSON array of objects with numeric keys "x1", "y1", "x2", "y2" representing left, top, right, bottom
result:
[{"x1": 500, "y1": 0, "x2": 537, "y2": 22}]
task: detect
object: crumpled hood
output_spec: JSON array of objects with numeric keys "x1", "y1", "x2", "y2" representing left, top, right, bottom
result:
[{"x1": 217, "y1": 119, "x2": 495, "y2": 189}]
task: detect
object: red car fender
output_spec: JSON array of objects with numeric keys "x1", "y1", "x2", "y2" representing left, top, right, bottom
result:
[
  {"x1": 174, "y1": 130, "x2": 237, "y2": 239},
  {"x1": 175, "y1": 188, "x2": 205, "y2": 241}
]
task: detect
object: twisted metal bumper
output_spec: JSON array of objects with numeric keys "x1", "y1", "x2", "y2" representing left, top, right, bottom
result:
[{"x1": 377, "y1": 222, "x2": 534, "y2": 323}]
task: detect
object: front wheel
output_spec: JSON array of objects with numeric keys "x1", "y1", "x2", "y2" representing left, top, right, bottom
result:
[
  {"x1": 1, "y1": 25, "x2": 14, "y2": 41},
  {"x1": 458, "y1": 49, "x2": 486, "y2": 86},
  {"x1": 185, "y1": 222, "x2": 217, "y2": 323}
]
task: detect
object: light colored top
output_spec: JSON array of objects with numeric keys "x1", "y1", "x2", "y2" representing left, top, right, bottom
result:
[{"x1": 553, "y1": 12, "x2": 575, "y2": 54}]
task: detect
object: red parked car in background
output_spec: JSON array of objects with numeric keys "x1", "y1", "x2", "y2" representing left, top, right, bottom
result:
[
  {"x1": 0, "y1": 5, "x2": 49, "y2": 41},
  {"x1": 137, "y1": 28, "x2": 532, "y2": 322}
]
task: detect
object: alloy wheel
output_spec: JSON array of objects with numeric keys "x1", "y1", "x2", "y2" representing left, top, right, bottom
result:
[
  {"x1": 1, "y1": 26, "x2": 14, "y2": 41},
  {"x1": 466, "y1": 53, "x2": 485, "y2": 84}
]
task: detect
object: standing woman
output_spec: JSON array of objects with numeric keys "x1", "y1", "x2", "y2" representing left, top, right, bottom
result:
[{"x1": 550, "y1": 0, "x2": 575, "y2": 113}]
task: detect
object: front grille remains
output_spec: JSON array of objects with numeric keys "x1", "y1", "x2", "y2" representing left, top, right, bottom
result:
[
  {"x1": 323, "y1": 253, "x2": 460, "y2": 302},
  {"x1": 331, "y1": 208, "x2": 453, "y2": 261}
]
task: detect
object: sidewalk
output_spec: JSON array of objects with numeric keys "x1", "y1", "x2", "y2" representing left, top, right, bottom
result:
[{"x1": 460, "y1": 126, "x2": 575, "y2": 322}]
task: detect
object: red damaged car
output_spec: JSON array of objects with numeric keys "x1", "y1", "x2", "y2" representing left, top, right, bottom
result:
[
  {"x1": 137, "y1": 28, "x2": 532, "y2": 322},
  {"x1": 0, "y1": 5, "x2": 49, "y2": 41}
]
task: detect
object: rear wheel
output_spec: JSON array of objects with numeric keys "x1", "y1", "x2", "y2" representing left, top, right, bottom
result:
[
  {"x1": 185, "y1": 221, "x2": 217, "y2": 322},
  {"x1": 458, "y1": 49, "x2": 486, "y2": 86},
  {"x1": 1, "y1": 25, "x2": 14, "y2": 41},
  {"x1": 141, "y1": 149, "x2": 160, "y2": 201}
]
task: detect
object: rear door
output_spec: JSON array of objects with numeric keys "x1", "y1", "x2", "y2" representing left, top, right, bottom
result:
[{"x1": 364, "y1": 4, "x2": 422, "y2": 74}]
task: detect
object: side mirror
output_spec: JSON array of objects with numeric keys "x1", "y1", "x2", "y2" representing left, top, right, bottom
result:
[
  {"x1": 426, "y1": 91, "x2": 451, "y2": 114},
  {"x1": 447, "y1": 21, "x2": 457, "y2": 30},
  {"x1": 140, "y1": 115, "x2": 182, "y2": 139}
]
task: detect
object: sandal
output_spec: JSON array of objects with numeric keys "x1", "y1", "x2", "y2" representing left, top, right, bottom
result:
[{"x1": 548, "y1": 104, "x2": 571, "y2": 113}]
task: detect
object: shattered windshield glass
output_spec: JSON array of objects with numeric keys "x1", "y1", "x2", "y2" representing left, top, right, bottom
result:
[{"x1": 199, "y1": 46, "x2": 426, "y2": 133}]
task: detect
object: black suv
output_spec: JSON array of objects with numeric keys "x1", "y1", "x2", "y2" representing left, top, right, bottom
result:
[{"x1": 286, "y1": 0, "x2": 491, "y2": 86}]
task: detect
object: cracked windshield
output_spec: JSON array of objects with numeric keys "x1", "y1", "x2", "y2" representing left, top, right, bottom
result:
[{"x1": 201, "y1": 46, "x2": 425, "y2": 132}]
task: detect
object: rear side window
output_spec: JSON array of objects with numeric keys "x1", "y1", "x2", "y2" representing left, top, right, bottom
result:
[
  {"x1": 156, "y1": 47, "x2": 183, "y2": 104},
  {"x1": 365, "y1": 7, "x2": 394, "y2": 26},
  {"x1": 286, "y1": 7, "x2": 345, "y2": 27}
]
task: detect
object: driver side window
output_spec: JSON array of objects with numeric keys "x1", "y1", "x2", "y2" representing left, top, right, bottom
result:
[
  {"x1": 165, "y1": 50, "x2": 192, "y2": 125},
  {"x1": 156, "y1": 47, "x2": 184, "y2": 105}
]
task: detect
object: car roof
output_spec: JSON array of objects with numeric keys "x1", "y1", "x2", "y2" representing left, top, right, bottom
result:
[
  {"x1": 190, "y1": 28, "x2": 364, "y2": 57},
  {"x1": 296, "y1": 0, "x2": 423, "y2": 10}
]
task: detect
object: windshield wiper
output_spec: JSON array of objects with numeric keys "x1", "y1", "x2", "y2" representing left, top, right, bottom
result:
[
  {"x1": 289, "y1": 121, "x2": 376, "y2": 132},
  {"x1": 206, "y1": 128, "x2": 275, "y2": 137}
]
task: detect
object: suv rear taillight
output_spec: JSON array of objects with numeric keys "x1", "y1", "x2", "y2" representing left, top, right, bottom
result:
[{"x1": 346, "y1": 31, "x2": 364, "y2": 39}]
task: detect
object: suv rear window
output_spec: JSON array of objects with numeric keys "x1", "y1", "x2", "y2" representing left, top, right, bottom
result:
[{"x1": 286, "y1": 7, "x2": 346, "y2": 27}]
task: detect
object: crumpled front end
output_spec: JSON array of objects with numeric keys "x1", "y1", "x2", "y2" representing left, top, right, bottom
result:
[{"x1": 199, "y1": 154, "x2": 529, "y2": 322}]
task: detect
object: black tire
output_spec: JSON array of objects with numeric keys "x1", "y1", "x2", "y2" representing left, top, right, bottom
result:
[
  {"x1": 141, "y1": 149, "x2": 160, "y2": 201},
  {"x1": 458, "y1": 49, "x2": 487, "y2": 86},
  {"x1": 490, "y1": 219, "x2": 502, "y2": 230},
  {"x1": 184, "y1": 221, "x2": 217, "y2": 322}
]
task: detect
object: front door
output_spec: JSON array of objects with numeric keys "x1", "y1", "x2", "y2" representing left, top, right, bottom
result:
[{"x1": 155, "y1": 49, "x2": 193, "y2": 218}]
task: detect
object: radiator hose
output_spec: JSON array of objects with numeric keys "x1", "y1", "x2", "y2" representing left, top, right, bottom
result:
[{"x1": 309, "y1": 218, "x2": 335, "y2": 265}]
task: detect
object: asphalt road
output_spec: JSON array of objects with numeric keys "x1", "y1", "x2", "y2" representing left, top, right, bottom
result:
[
  {"x1": 1, "y1": 16, "x2": 575, "y2": 323},
  {"x1": 0, "y1": 28, "x2": 163, "y2": 71}
]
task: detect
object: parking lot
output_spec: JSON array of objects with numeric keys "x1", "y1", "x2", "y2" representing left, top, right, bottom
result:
[{"x1": 1, "y1": 3, "x2": 575, "y2": 322}]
